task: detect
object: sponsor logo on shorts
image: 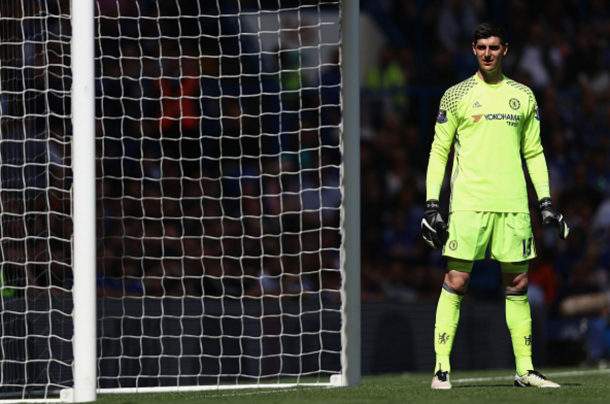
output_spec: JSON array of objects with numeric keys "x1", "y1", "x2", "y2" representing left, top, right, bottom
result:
[
  {"x1": 448, "y1": 240, "x2": 458, "y2": 250},
  {"x1": 509, "y1": 98, "x2": 520, "y2": 110}
]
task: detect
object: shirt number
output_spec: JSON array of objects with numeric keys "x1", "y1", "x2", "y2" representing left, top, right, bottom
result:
[{"x1": 522, "y1": 237, "x2": 533, "y2": 258}]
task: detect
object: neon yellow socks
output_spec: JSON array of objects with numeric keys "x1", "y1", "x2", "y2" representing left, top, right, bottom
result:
[
  {"x1": 434, "y1": 285, "x2": 463, "y2": 373},
  {"x1": 434, "y1": 258, "x2": 533, "y2": 376},
  {"x1": 506, "y1": 292, "x2": 534, "y2": 376}
]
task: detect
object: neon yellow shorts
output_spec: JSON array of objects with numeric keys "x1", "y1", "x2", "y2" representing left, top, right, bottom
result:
[{"x1": 442, "y1": 211, "x2": 535, "y2": 263}]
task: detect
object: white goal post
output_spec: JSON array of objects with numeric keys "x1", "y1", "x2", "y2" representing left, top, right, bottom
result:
[{"x1": 0, "y1": 0, "x2": 360, "y2": 402}]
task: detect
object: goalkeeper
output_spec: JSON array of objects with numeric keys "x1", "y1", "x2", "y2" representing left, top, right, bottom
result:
[{"x1": 422, "y1": 22, "x2": 568, "y2": 390}]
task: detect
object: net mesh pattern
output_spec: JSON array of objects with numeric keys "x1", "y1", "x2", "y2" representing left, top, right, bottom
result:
[
  {"x1": 95, "y1": 0, "x2": 343, "y2": 388},
  {"x1": 0, "y1": 0, "x2": 73, "y2": 399}
]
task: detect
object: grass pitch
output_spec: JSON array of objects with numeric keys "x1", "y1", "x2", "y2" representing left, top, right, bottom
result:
[{"x1": 94, "y1": 367, "x2": 610, "y2": 404}]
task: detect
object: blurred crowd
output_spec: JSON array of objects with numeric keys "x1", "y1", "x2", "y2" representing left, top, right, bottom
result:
[
  {"x1": 1, "y1": 0, "x2": 342, "y2": 303},
  {"x1": 92, "y1": 0, "x2": 344, "y2": 302},
  {"x1": 359, "y1": 0, "x2": 610, "y2": 363}
]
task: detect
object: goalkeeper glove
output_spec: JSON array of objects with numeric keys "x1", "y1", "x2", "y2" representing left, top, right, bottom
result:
[
  {"x1": 421, "y1": 199, "x2": 449, "y2": 249},
  {"x1": 539, "y1": 197, "x2": 569, "y2": 240}
]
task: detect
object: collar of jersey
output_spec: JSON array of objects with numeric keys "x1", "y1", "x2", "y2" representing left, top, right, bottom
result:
[{"x1": 473, "y1": 73, "x2": 506, "y2": 89}]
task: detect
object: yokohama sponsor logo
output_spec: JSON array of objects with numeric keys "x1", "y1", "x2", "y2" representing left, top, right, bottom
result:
[{"x1": 484, "y1": 113, "x2": 520, "y2": 121}]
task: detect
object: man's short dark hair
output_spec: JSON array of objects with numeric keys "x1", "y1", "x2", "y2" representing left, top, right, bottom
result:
[{"x1": 473, "y1": 22, "x2": 507, "y2": 45}]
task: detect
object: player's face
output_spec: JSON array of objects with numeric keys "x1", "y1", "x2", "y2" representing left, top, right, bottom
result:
[{"x1": 472, "y1": 36, "x2": 508, "y2": 74}]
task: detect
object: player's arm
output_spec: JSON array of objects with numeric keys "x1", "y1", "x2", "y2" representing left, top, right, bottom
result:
[
  {"x1": 422, "y1": 93, "x2": 458, "y2": 248},
  {"x1": 521, "y1": 97, "x2": 569, "y2": 239},
  {"x1": 426, "y1": 93, "x2": 458, "y2": 200}
]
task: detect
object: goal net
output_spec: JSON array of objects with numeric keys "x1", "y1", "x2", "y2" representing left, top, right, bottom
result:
[
  {"x1": 0, "y1": 0, "x2": 356, "y2": 400},
  {"x1": 94, "y1": 0, "x2": 345, "y2": 392},
  {"x1": 0, "y1": 0, "x2": 74, "y2": 401}
]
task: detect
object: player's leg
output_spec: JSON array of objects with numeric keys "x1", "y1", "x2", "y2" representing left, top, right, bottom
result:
[
  {"x1": 501, "y1": 265, "x2": 534, "y2": 376},
  {"x1": 492, "y1": 212, "x2": 536, "y2": 376},
  {"x1": 493, "y1": 212, "x2": 559, "y2": 387},
  {"x1": 432, "y1": 211, "x2": 491, "y2": 389},
  {"x1": 435, "y1": 264, "x2": 471, "y2": 372},
  {"x1": 432, "y1": 261, "x2": 471, "y2": 389},
  {"x1": 502, "y1": 265, "x2": 559, "y2": 387}
]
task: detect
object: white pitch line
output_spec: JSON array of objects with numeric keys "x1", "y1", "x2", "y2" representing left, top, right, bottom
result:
[
  {"x1": 451, "y1": 368, "x2": 610, "y2": 383},
  {"x1": 189, "y1": 387, "x2": 321, "y2": 399}
]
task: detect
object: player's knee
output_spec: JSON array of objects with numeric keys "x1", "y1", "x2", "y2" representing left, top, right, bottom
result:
[
  {"x1": 443, "y1": 279, "x2": 467, "y2": 296},
  {"x1": 512, "y1": 277, "x2": 529, "y2": 291},
  {"x1": 502, "y1": 269, "x2": 529, "y2": 292},
  {"x1": 444, "y1": 260, "x2": 472, "y2": 294}
]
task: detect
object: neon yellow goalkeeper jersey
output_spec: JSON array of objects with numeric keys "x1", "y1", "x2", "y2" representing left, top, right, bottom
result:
[{"x1": 426, "y1": 73, "x2": 550, "y2": 213}]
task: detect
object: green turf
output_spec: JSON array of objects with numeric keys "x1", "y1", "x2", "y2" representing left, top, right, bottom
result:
[{"x1": 91, "y1": 367, "x2": 610, "y2": 404}]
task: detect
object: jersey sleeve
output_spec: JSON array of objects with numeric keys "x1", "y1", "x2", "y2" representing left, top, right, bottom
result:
[
  {"x1": 426, "y1": 90, "x2": 459, "y2": 200},
  {"x1": 521, "y1": 93, "x2": 550, "y2": 200}
]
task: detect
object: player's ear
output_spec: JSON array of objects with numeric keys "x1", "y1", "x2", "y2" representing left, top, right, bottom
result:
[
  {"x1": 503, "y1": 43, "x2": 509, "y2": 56},
  {"x1": 472, "y1": 42, "x2": 476, "y2": 55}
]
